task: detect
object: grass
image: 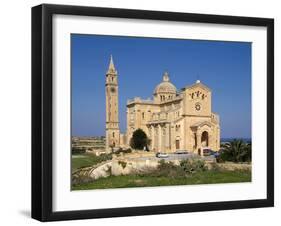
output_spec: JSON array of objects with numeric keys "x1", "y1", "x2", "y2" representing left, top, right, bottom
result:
[
  {"x1": 71, "y1": 153, "x2": 112, "y2": 172},
  {"x1": 72, "y1": 170, "x2": 251, "y2": 190}
]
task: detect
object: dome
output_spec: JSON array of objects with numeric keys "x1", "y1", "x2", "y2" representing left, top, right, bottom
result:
[{"x1": 154, "y1": 72, "x2": 177, "y2": 95}]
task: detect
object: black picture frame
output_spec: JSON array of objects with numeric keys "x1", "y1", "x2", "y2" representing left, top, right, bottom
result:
[{"x1": 32, "y1": 3, "x2": 274, "y2": 222}]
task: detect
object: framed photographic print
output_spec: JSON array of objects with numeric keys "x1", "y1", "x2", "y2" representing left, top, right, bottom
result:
[{"x1": 32, "y1": 4, "x2": 274, "y2": 221}]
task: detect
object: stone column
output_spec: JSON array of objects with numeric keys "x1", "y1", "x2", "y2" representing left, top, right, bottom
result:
[
  {"x1": 196, "y1": 132, "x2": 202, "y2": 156},
  {"x1": 158, "y1": 124, "x2": 162, "y2": 152},
  {"x1": 170, "y1": 124, "x2": 175, "y2": 151},
  {"x1": 165, "y1": 124, "x2": 170, "y2": 152},
  {"x1": 151, "y1": 126, "x2": 155, "y2": 151},
  {"x1": 162, "y1": 125, "x2": 166, "y2": 152},
  {"x1": 154, "y1": 125, "x2": 158, "y2": 151},
  {"x1": 193, "y1": 132, "x2": 197, "y2": 152}
]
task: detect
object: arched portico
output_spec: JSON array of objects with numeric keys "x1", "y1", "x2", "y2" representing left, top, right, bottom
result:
[{"x1": 191, "y1": 121, "x2": 213, "y2": 155}]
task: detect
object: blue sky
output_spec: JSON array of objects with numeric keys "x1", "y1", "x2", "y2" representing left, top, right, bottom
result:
[{"x1": 71, "y1": 34, "x2": 251, "y2": 138}]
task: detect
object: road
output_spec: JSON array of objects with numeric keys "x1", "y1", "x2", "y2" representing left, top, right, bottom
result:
[{"x1": 126, "y1": 153, "x2": 215, "y2": 162}]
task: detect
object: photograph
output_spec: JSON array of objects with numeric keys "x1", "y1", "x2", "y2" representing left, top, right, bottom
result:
[
  {"x1": 71, "y1": 34, "x2": 252, "y2": 190},
  {"x1": 30, "y1": 3, "x2": 274, "y2": 221}
]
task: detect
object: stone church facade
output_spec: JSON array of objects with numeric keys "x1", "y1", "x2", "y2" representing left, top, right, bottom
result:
[{"x1": 105, "y1": 56, "x2": 220, "y2": 154}]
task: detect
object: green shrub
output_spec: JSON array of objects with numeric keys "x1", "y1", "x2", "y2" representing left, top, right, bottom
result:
[
  {"x1": 208, "y1": 162, "x2": 221, "y2": 171},
  {"x1": 151, "y1": 159, "x2": 208, "y2": 178},
  {"x1": 157, "y1": 160, "x2": 175, "y2": 172},
  {"x1": 72, "y1": 147, "x2": 86, "y2": 154},
  {"x1": 97, "y1": 153, "x2": 112, "y2": 162},
  {"x1": 215, "y1": 154, "x2": 225, "y2": 163},
  {"x1": 154, "y1": 160, "x2": 186, "y2": 178},
  {"x1": 180, "y1": 159, "x2": 207, "y2": 174}
]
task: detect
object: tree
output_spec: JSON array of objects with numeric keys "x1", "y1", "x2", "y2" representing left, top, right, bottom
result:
[
  {"x1": 220, "y1": 139, "x2": 251, "y2": 162},
  {"x1": 130, "y1": 129, "x2": 149, "y2": 150}
]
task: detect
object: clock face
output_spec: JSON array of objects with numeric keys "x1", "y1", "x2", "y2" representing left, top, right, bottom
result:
[
  {"x1": 195, "y1": 103, "x2": 201, "y2": 111},
  {"x1": 110, "y1": 87, "x2": 116, "y2": 93}
]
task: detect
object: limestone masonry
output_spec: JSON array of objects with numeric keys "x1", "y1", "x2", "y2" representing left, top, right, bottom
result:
[{"x1": 105, "y1": 56, "x2": 220, "y2": 155}]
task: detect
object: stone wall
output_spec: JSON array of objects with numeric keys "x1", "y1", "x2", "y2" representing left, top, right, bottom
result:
[
  {"x1": 215, "y1": 162, "x2": 251, "y2": 171},
  {"x1": 72, "y1": 156, "x2": 251, "y2": 185}
]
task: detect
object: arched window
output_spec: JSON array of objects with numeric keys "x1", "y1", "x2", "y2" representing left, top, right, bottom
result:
[
  {"x1": 112, "y1": 132, "x2": 115, "y2": 138},
  {"x1": 142, "y1": 112, "x2": 145, "y2": 120}
]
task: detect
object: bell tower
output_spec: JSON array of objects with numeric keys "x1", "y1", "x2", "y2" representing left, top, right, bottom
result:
[{"x1": 105, "y1": 55, "x2": 120, "y2": 152}]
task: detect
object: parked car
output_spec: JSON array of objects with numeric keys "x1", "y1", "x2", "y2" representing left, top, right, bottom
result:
[
  {"x1": 175, "y1": 150, "x2": 189, "y2": 154},
  {"x1": 209, "y1": 150, "x2": 220, "y2": 157},
  {"x1": 203, "y1": 149, "x2": 220, "y2": 157},
  {"x1": 156, "y1": 152, "x2": 169, "y2": 158},
  {"x1": 202, "y1": 148, "x2": 212, "y2": 156}
]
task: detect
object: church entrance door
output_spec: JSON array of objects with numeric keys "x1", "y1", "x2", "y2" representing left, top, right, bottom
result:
[{"x1": 176, "y1": 140, "x2": 180, "y2": 149}]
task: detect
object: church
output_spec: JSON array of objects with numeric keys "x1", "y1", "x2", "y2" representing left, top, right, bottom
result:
[{"x1": 105, "y1": 56, "x2": 220, "y2": 155}]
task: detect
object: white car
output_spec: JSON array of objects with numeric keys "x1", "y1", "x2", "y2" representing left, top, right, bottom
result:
[{"x1": 156, "y1": 152, "x2": 169, "y2": 158}]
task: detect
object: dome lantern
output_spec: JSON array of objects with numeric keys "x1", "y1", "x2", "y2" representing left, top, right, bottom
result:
[
  {"x1": 153, "y1": 72, "x2": 177, "y2": 102},
  {"x1": 163, "y1": 71, "x2": 170, "y2": 82}
]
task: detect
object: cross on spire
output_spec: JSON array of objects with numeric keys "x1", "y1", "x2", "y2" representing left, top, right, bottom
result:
[{"x1": 107, "y1": 54, "x2": 116, "y2": 74}]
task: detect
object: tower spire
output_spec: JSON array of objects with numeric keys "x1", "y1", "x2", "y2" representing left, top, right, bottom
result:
[
  {"x1": 107, "y1": 54, "x2": 116, "y2": 74},
  {"x1": 105, "y1": 54, "x2": 120, "y2": 152}
]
